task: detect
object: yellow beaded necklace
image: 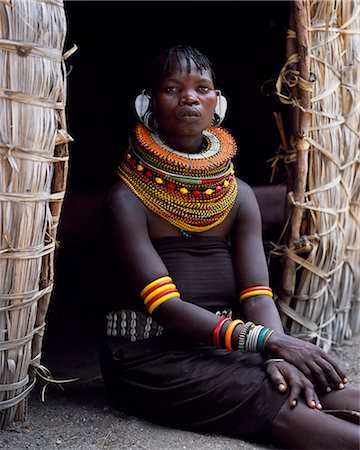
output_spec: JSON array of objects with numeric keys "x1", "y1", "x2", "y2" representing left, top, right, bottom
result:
[{"x1": 118, "y1": 122, "x2": 238, "y2": 232}]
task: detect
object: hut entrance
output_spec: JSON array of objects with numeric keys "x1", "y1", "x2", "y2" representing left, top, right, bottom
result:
[
  {"x1": 43, "y1": 0, "x2": 291, "y2": 354},
  {"x1": 2, "y1": 0, "x2": 359, "y2": 430}
]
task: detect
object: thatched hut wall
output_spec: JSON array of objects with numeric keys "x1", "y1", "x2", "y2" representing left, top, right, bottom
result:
[
  {"x1": 0, "y1": 0, "x2": 71, "y2": 428},
  {"x1": 273, "y1": 0, "x2": 360, "y2": 352}
]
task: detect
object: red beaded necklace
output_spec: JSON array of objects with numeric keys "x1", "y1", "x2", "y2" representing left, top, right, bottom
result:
[{"x1": 118, "y1": 122, "x2": 238, "y2": 232}]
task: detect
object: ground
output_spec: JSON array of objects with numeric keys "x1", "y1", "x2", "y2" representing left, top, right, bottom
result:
[
  {"x1": 1, "y1": 185, "x2": 359, "y2": 448},
  {"x1": 1, "y1": 334, "x2": 359, "y2": 450}
]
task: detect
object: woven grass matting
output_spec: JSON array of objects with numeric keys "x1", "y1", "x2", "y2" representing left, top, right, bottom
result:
[
  {"x1": 0, "y1": 0, "x2": 72, "y2": 429},
  {"x1": 271, "y1": 0, "x2": 360, "y2": 352}
]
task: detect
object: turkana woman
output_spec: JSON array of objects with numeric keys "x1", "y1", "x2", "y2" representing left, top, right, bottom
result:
[{"x1": 100, "y1": 45, "x2": 360, "y2": 449}]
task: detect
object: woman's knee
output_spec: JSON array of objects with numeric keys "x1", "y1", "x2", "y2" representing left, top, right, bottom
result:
[
  {"x1": 272, "y1": 399, "x2": 360, "y2": 450},
  {"x1": 318, "y1": 383, "x2": 360, "y2": 411}
]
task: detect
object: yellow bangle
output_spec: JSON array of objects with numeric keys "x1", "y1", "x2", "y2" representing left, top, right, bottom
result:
[
  {"x1": 239, "y1": 290, "x2": 273, "y2": 302},
  {"x1": 140, "y1": 276, "x2": 172, "y2": 298},
  {"x1": 144, "y1": 283, "x2": 176, "y2": 305},
  {"x1": 148, "y1": 292, "x2": 180, "y2": 314},
  {"x1": 224, "y1": 319, "x2": 244, "y2": 352}
]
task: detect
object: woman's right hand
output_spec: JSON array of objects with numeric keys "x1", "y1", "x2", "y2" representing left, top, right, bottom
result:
[
  {"x1": 264, "y1": 331, "x2": 347, "y2": 393},
  {"x1": 265, "y1": 358, "x2": 322, "y2": 409}
]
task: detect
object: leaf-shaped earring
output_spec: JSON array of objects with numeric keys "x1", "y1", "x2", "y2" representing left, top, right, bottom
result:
[
  {"x1": 211, "y1": 90, "x2": 228, "y2": 128},
  {"x1": 134, "y1": 90, "x2": 158, "y2": 132}
]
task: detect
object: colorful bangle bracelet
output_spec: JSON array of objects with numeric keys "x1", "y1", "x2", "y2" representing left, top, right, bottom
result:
[
  {"x1": 213, "y1": 317, "x2": 231, "y2": 349},
  {"x1": 262, "y1": 329, "x2": 275, "y2": 351},
  {"x1": 224, "y1": 319, "x2": 244, "y2": 352},
  {"x1": 140, "y1": 276, "x2": 172, "y2": 298},
  {"x1": 142, "y1": 280, "x2": 175, "y2": 299},
  {"x1": 147, "y1": 292, "x2": 180, "y2": 314},
  {"x1": 257, "y1": 327, "x2": 271, "y2": 351},
  {"x1": 145, "y1": 288, "x2": 179, "y2": 308},
  {"x1": 239, "y1": 285, "x2": 272, "y2": 296},
  {"x1": 239, "y1": 290, "x2": 273, "y2": 302},
  {"x1": 237, "y1": 321, "x2": 255, "y2": 352},
  {"x1": 144, "y1": 283, "x2": 176, "y2": 304},
  {"x1": 245, "y1": 325, "x2": 263, "y2": 352}
]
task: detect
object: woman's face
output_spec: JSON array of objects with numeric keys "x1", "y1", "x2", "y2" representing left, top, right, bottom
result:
[{"x1": 151, "y1": 56, "x2": 217, "y2": 139}]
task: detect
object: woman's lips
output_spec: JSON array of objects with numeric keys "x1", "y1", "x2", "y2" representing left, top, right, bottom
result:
[{"x1": 177, "y1": 107, "x2": 201, "y2": 118}]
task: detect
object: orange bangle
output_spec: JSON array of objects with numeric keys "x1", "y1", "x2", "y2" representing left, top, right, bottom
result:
[{"x1": 224, "y1": 319, "x2": 244, "y2": 352}]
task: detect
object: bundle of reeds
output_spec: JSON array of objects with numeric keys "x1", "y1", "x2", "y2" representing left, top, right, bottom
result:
[
  {"x1": 0, "y1": 0, "x2": 72, "y2": 429},
  {"x1": 271, "y1": 0, "x2": 360, "y2": 352}
]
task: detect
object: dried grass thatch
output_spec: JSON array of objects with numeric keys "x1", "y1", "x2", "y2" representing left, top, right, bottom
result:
[
  {"x1": 271, "y1": 0, "x2": 360, "y2": 352},
  {"x1": 0, "y1": 0, "x2": 73, "y2": 429}
]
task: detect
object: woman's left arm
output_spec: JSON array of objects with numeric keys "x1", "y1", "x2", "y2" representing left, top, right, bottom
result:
[
  {"x1": 230, "y1": 179, "x2": 284, "y2": 332},
  {"x1": 231, "y1": 179, "x2": 347, "y2": 392}
]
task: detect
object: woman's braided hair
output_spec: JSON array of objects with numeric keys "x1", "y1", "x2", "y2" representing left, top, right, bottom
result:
[{"x1": 148, "y1": 45, "x2": 215, "y2": 91}]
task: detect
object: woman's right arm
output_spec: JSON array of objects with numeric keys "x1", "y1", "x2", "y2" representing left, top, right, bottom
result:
[{"x1": 106, "y1": 181, "x2": 224, "y2": 344}]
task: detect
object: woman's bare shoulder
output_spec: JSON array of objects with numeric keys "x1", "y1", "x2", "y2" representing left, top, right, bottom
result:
[
  {"x1": 234, "y1": 177, "x2": 260, "y2": 210},
  {"x1": 106, "y1": 179, "x2": 145, "y2": 215},
  {"x1": 107, "y1": 179, "x2": 137, "y2": 203}
]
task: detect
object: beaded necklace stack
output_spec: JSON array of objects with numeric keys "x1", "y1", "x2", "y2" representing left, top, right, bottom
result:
[{"x1": 118, "y1": 122, "x2": 238, "y2": 232}]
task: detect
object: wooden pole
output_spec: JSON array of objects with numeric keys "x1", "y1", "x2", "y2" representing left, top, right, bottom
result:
[{"x1": 279, "y1": 0, "x2": 312, "y2": 329}]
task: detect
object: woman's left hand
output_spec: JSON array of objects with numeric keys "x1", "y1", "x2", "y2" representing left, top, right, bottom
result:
[
  {"x1": 264, "y1": 331, "x2": 347, "y2": 393},
  {"x1": 265, "y1": 358, "x2": 322, "y2": 409}
]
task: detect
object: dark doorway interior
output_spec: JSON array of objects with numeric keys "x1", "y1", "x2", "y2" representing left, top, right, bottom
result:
[
  {"x1": 64, "y1": 0, "x2": 290, "y2": 191},
  {"x1": 43, "y1": 1, "x2": 290, "y2": 360}
]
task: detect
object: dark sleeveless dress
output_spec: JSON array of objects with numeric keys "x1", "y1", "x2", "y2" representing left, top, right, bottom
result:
[{"x1": 100, "y1": 236, "x2": 289, "y2": 443}]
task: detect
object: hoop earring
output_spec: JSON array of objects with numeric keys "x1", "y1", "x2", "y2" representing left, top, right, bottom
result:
[
  {"x1": 134, "y1": 90, "x2": 158, "y2": 131},
  {"x1": 211, "y1": 90, "x2": 228, "y2": 128}
]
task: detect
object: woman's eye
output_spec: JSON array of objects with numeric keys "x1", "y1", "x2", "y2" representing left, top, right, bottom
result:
[
  {"x1": 198, "y1": 86, "x2": 210, "y2": 93},
  {"x1": 165, "y1": 87, "x2": 179, "y2": 94}
]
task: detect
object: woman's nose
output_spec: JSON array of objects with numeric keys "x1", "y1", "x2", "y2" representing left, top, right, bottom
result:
[{"x1": 180, "y1": 92, "x2": 199, "y2": 105}]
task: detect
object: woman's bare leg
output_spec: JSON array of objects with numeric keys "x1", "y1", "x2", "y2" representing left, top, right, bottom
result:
[
  {"x1": 272, "y1": 399, "x2": 360, "y2": 449},
  {"x1": 319, "y1": 384, "x2": 360, "y2": 411}
]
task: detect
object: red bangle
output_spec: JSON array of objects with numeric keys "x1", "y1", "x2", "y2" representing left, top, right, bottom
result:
[{"x1": 213, "y1": 317, "x2": 231, "y2": 349}]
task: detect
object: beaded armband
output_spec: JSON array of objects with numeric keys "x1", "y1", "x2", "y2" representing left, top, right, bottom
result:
[
  {"x1": 239, "y1": 285, "x2": 273, "y2": 302},
  {"x1": 140, "y1": 276, "x2": 180, "y2": 314}
]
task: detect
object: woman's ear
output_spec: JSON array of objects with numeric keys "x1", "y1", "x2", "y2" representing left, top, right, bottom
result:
[
  {"x1": 134, "y1": 89, "x2": 151, "y2": 120},
  {"x1": 134, "y1": 90, "x2": 158, "y2": 132},
  {"x1": 211, "y1": 89, "x2": 228, "y2": 128}
]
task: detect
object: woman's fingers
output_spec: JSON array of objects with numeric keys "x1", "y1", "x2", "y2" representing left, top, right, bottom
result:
[
  {"x1": 266, "y1": 361, "x2": 288, "y2": 393},
  {"x1": 321, "y1": 353, "x2": 348, "y2": 385},
  {"x1": 287, "y1": 379, "x2": 301, "y2": 407},
  {"x1": 280, "y1": 366, "x2": 308, "y2": 408},
  {"x1": 305, "y1": 356, "x2": 345, "y2": 392},
  {"x1": 305, "y1": 360, "x2": 334, "y2": 391},
  {"x1": 306, "y1": 344, "x2": 348, "y2": 386},
  {"x1": 266, "y1": 360, "x2": 322, "y2": 410},
  {"x1": 267, "y1": 333, "x2": 348, "y2": 390},
  {"x1": 302, "y1": 377, "x2": 322, "y2": 410}
]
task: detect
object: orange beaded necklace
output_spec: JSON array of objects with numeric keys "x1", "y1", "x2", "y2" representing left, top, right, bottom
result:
[{"x1": 118, "y1": 122, "x2": 238, "y2": 232}]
